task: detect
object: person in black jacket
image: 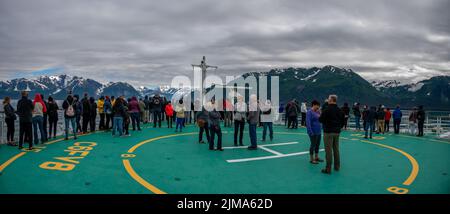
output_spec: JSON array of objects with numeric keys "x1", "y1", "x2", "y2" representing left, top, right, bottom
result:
[
  {"x1": 417, "y1": 105, "x2": 425, "y2": 137},
  {"x1": 376, "y1": 105, "x2": 386, "y2": 134},
  {"x1": 16, "y1": 91, "x2": 34, "y2": 150},
  {"x1": 363, "y1": 106, "x2": 377, "y2": 139},
  {"x1": 74, "y1": 94, "x2": 83, "y2": 133},
  {"x1": 47, "y1": 96, "x2": 59, "y2": 139},
  {"x1": 40, "y1": 94, "x2": 49, "y2": 142},
  {"x1": 89, "y1": 97, "x2": 97, "y2": 132},
  {"x1": 3, "y1": 96, "x2": 17, "y2": 146},
  {"x1": 81, "y1": 93, "x2": 91, "y2": 133},
  {"x1": 318, "y1": 95, "x2": 344, "y2": 174},
  {"x1": 152, "y1": 94, "x2": 162, "y2": 128}
]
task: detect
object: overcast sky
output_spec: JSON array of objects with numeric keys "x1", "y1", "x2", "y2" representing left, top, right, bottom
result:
[{"x1": 0, "y1": 0, "x2": 449, "y2": 86}]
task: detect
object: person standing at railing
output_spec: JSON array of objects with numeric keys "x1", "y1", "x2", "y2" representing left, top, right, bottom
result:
[
  {"x1": 3, "y1": 96, "x2": 17, "y2": 146},
  {"x1": 409, "y1": 107, "x2": 418, "y2": 135},
  {"x1": 74, "y1": 94, "x2": 83, "y2": 134},
  {"x1": 89, "y1": 97, "x2": 97, "y2": 132},
  {"x1": 363, "y1": 106, "x2": 377, "y2": 139},
  {"x1": 392, "y1": 105, "x2": 402, "y2": 134},
  {"x1": 47, "y1": 96, "x2": 59, "y2": 139},
  {"x1": 81, "y1": 93, "x2": 91, "y2": 134},
  {"x1": 62, "y1": 94, "x2": 78, "y2": 140},
  {"x1": 32, "y1": 93, "x2": 47, "y2": 145},
  {"x1": 417, "y1": 105, "x2": 425, "y2": 137},
  {"x1": 376, "y1": 105, "x2": 385, "y2": 134},
  {"x1": 384, "y1": 108, "x2": 391, "y2": 133},
  {"x1": 40, "y1": 94, "x2": 49, "y2": 142},
  {"x1": 104, "y1": 96, "x2": 113, "y2": 130},
  {"x1": 300, "y1": 101, "x2": 307, "y2": 127},
  {"x1": 341, "y1": 103, "x2": 350, "y2": 130},
  {"x1": 97, "y1": 96, "x2": 105, "y2": 130},
  {"x1": 352, "y1": 103, "x2": 361, "y2": 131},
  {"x1": 17, "y1": 91, "x2": 34, "y2": 150}
]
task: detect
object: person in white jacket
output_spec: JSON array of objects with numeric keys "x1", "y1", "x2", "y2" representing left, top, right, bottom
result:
[
  {"x1": 261, "y1": 100, "x2": 274, "y2": 141},
  {"x1": 301, "y1": 101, "x2": 307, "y2": 127}
]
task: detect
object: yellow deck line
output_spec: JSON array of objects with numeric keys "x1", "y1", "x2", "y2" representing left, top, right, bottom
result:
[
  {"x1": 0, "y1": 152, "x2": 26, "y2": 172},
  {"x1": 123, "y1": 159, "x2": 167, "y2": 194},
  {"x1": 361, "y1": 140, "x2": 419, "y2": 186},
  {"x1": 127, "y1": 132, "x2": 197, "y2": 153}
]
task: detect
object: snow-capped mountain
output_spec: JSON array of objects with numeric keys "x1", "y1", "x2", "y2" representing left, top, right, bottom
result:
[
  {"x1": 371, "y1": 80, "x2": 402, "y2": 90},
  {"x1": 0, "y1": 75, "x2": 180, "y2": 99}
]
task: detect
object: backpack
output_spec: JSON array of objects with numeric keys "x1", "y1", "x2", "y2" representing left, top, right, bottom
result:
[
  {"x1": 66, "y1": 101, "x2": 75, "y2": 117},
  {"x1": 153, "y1": 98, "x2": 160, "y2": 105}
]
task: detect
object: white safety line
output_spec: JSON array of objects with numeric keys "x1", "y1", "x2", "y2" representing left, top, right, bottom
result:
[
  {"x1": 222, "y1": 141, "x2": 299, "y2": 149},
  {"x1": 227, "y1": 149, "x2": 325, "y2": 163},
  {"x1": 258, "y1": 146, "x2": 284, "y2": 156}
]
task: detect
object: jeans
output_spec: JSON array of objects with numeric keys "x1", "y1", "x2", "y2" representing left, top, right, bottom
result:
[
  {"x1": 323, "y1": 133, "x2": 340, "y2": 172},
  {"x1": 76, "y1": 114, "x2": 82, "y2": 133},
  {"x1": 409, "y1": 122, "x2": 417, "y2": 135},
  {"x1": 364, "y1": 121, "x2": 375, "y2": 138},
  {"x1": 176, "y1": 118, "x2": 184, "y2": 131},
  {"x1": 384, "y1": 120, "x2": 390, "y2": 132},
  {"x1": 5, "y1": 118, "x2": 15, "y2": 142},
  {"x1": 262, "y1": 122, "x2": 273, "y2": 140},
  {"x1": 99, "y1": 113, "x2": 105, "y2": 130},
  {"x1": 249, "y1": 124, "x2": 257, "y2": 148},
  {"x1": 131, "y1": 112, "x2": 141, "y2": 130},
  {"x1": 90, "y1": 114, "x2": 96, "y2": 132},
  {"x1": 234, "y1": 120, "x2": 245, "y2": 145},
  {"x1": 64, "y1": 117, "x2": 77, "y2": 139},
  {"x1": 418, "y1": 121, "x2": 424, "y2": 136},
  {"x1": 49, "y1": 117, "x2": 58, "y2": 138},
  {"x1": 355, "y1": 116, "x2": 361, "y2": 130},
  {"x1": 309, "y1": 134, "x2": 321, "y2": 155},
  {"x1": 42, "y1": 114, "x2": 48, "y2": 141},
  {"x1": 153, "y1": 111, "x2": 162, "y2": 127},
  {"x1": 32, "y1": 116, "x2": 46, "y2": 145},
  {"x1": 209, "y1": 124, "x2": 222, "y2": 150},
  {"x1": 112, "y1": 117, "x2": 123, "y2": 136},
  {"x1": 199, "y1": 122, "x2": 210, "y2": 143},
  {"x1": 105, "y1": 114, "x2": 112, "y2": 129},
  {"x1": 82, "y1": 114, "x2": 90, "y2": 133},
  {"x1": 301, "y1": 113, "x2": 306, "y2": 126},
  {"x1": 394, "y1": 119, "x2": 401, "y2": 134},
  {"x1": 167, "y1": 116, "x2": 173, "y2": 128},
  {"x1": 19, "y1": 122, "x2": 33, "y2": 148}
]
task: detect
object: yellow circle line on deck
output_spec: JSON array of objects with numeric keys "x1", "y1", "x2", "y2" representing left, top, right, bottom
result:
[
  {"x1": 123, "y1": 159, "x2": 167, "y2": 194},
  {"x1": 0, "y1": 152, "x2": 26, "y2": 173},
  {"x1": 127, "y1": 132, "x2": 198, "y2": 153},
  {"x1": 360, "y1": 140, "x2": 419, "y2": 186}
]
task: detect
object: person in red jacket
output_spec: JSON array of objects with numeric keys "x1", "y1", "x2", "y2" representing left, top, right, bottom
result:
[
  {"x1": 165, "y1": 101, "x2": 174, "y2": 128},
  {"x1": 384, "y1": 108, "x2": 392, "y2": 132}
]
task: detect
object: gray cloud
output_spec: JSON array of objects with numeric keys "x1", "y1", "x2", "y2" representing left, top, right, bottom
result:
[{"x1": 0, "y1": 0, "x2": 449, "y2": 86}]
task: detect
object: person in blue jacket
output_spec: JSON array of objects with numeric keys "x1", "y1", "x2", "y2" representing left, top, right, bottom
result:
[
  {"x1": 306, "y1": 100, "x2": 323, "y2": 164},
  {"x1": 392, "y1": 105, "x2": 402, "y2": 134}
]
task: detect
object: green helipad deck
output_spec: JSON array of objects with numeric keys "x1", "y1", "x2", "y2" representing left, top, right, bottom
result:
[{"x1": 1, "y1": 124, "x2": 449, "y2": 194}]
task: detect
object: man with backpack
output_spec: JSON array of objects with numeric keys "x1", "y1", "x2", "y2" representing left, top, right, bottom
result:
[
  {"x1": 152, "y1": 94, "x2": 163, "y2": 128},
  {"x1": 62, "y1": 94, "x2": 78, "y2": 140}
]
